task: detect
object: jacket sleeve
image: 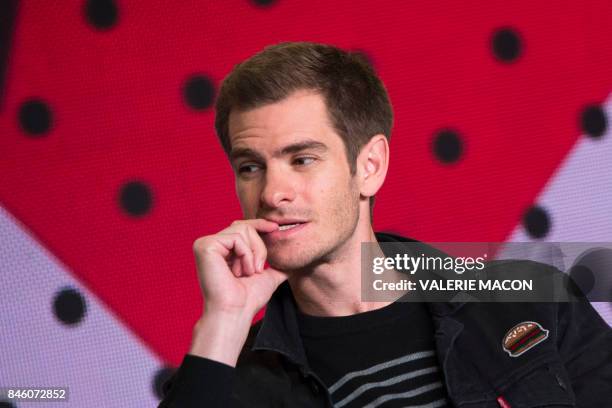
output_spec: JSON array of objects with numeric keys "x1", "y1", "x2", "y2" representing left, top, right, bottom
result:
[
  {"x1": 556, "y1": 297, "x2": 612, "y2": 405},
  {"x1": 157, "y1": 354, "x2": 236, "y2": 408}
]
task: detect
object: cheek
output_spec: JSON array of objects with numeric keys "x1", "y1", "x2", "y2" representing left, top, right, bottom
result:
[
  {"x1": 309, "y1": 173, "x2": 336, "y2": 198},
  {"x1": 236, "y1": 183, "x2": 260, "y2": 214},
  {"x1": 311, "y1": 173, "x2": 354, "y2": 210}
]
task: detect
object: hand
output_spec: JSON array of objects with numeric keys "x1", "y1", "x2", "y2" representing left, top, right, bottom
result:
[{"x1": 192, "y1": 219, "x2": 288, "y2": 320}]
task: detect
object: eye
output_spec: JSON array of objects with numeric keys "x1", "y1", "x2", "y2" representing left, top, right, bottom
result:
[
  {"x1": 238, "y1": 163, "x2": 261, "y2": 174},
  {"x1": 293, "y1": 157, "x2": 316, "y2": 166}
]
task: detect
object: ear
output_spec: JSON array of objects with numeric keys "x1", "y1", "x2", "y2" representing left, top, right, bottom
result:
[{"x1": 356, "y1": 134, "x2": 389, "y2": 198}]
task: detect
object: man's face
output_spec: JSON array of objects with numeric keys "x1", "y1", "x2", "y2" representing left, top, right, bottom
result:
[{"x1": 228, "y1": 90, "x2": 361, "y2": 271}]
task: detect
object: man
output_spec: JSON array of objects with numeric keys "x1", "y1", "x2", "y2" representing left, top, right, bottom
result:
[{"x1": 159, "y1": 42, "x2": 612, "y2": 407}]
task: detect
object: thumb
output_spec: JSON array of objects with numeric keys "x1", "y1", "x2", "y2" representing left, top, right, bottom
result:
[
  {"x1": 245, "y1": 267, "x2": 289, "y2": 311},
  {"x1": 263, "y1": 266, "x2": 289, "y2": 289},
  {"x1": 249, "y1": 266, "x2": 288, "y2": 299}
]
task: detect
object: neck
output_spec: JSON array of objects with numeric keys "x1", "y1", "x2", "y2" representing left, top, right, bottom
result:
[{"x1": 288, "y1": 215, "x2": 392, "y2": 317}]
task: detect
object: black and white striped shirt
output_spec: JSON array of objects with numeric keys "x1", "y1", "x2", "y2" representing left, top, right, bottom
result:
[{"x1": 297, "y1": 301, "x2": 449, "y2": 408}]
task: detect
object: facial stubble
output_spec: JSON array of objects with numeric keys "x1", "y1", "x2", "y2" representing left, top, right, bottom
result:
[{"x1": 265, "y1": 177, "x2": 361, "y2": 273}]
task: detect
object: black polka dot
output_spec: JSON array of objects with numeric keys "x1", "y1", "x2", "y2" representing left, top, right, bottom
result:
[
  {"x1": 53, "y1": 287, "x2": 87, "y2": 325},
  {"x1": 119, "y1": 181, "x2": 153, "y2": 217},
  {"x1": 84, "y1": 0, "x2": 119, "y2": 30},
  {"x1": 251, "y1": 0, "x2": 277, "y2": 7},
  {"x1": 153, "y1": 366, "x2": 176, "y2": 400},
  {"x1": 432, "y1": 129, "x2": 463, "y2": 164},
  {"x1": 580, "y1": 104, "x2": 607, "y2": 139},
  {"x1": 183, "y1": 75, "x2": 215, "y2": 110},
  {"x1": 522, "y1": 205, "x2": 550, "y2": 239},
  {"x1": 568, "y1": 265, "x2": 595, "y2": 297},
  {"x1": 18, "y1": 99, "x2": 52, "y2": 136},
  {"x1": 491, "y1": 27, "x2": 522, "y2": 62},
  {"x1": 569, "y1": 248, "x2": 612, "y2": 300}
]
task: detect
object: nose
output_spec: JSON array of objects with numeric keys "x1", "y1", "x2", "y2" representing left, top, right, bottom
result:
[{"x1": 259, "y1": 163, "x2": 296, "y2": 209}]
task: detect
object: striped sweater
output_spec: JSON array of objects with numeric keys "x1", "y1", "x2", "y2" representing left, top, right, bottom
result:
[{"x1": 297, "y1": 301, "x2": 450, "y2": 408}]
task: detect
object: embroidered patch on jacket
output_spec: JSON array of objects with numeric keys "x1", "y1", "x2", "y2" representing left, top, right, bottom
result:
[{"x1": 502, "y1": 321, "x2": 549, "y2": 357}]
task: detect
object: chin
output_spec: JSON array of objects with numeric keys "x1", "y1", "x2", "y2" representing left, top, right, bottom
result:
[
  {"x1": 267, "y1": 254, "x2": 311, "y2": 272},
  {"x1": 266, "y1": 246, "x2": 320, "y2": 272},
  {"x1": 267, "y1": 239, "x2": 345, "y2": 273}
]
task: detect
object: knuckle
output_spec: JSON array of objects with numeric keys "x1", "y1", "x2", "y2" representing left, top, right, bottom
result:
[
  {"x1": 192, "y1": 237, "x2": 209, "y2": 253},
  {"x1": 229, "y1": 232, "x2": 243, "y2": 241}
]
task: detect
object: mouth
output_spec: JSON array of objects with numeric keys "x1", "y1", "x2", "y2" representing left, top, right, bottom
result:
[
  {"x1": 278, "y1": 223, "x2": 302, "y2": 231},
  {"x1": 265, "y1": 221, "x2": 308, "y2": 241}
]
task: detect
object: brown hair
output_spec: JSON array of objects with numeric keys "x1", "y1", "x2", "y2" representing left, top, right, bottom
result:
[{"x1": 214, "y1": 42, "x2": 394, "y2": 214}]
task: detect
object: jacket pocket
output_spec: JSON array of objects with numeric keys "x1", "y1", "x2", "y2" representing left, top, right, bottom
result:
[{"x1": 499, "y1": 360, "x2": 575, "y2": 407}]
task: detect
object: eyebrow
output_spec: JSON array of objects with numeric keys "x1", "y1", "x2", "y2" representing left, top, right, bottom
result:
[{"x1": 229, "y1": 140, "x2": 328, "y2": 162}]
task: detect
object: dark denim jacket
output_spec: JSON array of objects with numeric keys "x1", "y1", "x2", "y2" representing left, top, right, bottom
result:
[{"x1": 161, "y1": 233, "x2": 612, "y2": 407}]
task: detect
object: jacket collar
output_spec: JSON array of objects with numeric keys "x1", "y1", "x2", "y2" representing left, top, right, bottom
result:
[
  {"x1": 251, "y1": 279, "x2": 309, "y2": 367},
  {"x1": 252, "y1": 231, "x2": 468, "y2": 368}
]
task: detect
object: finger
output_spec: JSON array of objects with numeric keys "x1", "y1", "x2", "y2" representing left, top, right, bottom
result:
[
  {"x1": 230, "y1": 255, "x2": 242, "y2": 277},
  {"x1": 250, "y1": 266, "x2": 289, "y2": 297},
  {"x1": 226, "y1": 226, "x2": 259, "y2": 276},
  {"x1": 241, "y1": 255, "x2": 252, "y2": 278},
  {"x1": 245, "y1": 266, "x2": 289, "y2": 308},
  {"x1": 231, "y1": 218, "x2": 279, "y2": 234},
  {"x1": 216, "y1": 243, "x2": 242, "y2": 277},
  {"x1": 216, "y1": 233, "x2": 255, "y2": 276},
  {"x1": 229, "y1": 233, "x2": 255, "y2": 276},
  {"x1": 227, "y1": 222, "x2": 271, "y2": 274},
  {"x1": 264, "y1": 266, "x2": 289, "y2": 287},
  {"x1": 245, "y1": 226, "x2": 268, "y2": 273}
]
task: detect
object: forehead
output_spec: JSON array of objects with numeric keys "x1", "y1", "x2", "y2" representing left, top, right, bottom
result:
[{"x1": 228, "y1": 90, "x2": 341, "y2": 151}]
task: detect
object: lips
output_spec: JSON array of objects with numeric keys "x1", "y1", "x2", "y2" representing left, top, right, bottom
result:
[
  {"x1": 264, "y1": 217, "x2": 307, "y2": 225},
  {"x1": 278, "y1": 223, "x2": 301, "y2": 231},
  {"x1": 264, "y1": 221, "x2": 308, "y2": 241}
]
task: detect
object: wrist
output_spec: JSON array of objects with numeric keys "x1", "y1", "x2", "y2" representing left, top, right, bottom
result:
[{"x1": 189, "y1": 311, "x2": 253, "y2": 367}]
